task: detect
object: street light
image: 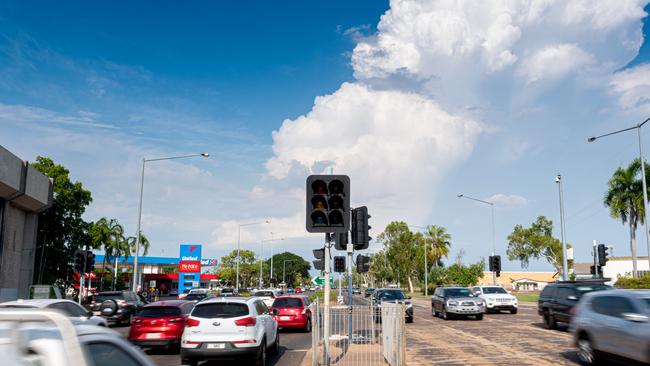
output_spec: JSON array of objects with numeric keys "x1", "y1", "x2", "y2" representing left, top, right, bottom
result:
[
  {"x1": 259, "y1": 237, "x2": 281, "y2": 288},
  {"x1": 132, "y1": 153, "x2": 209, "y2": 292},
  {"x1": 457, "y1": 194, "x2": 497, "y2": 285},
  {"x1": 555, "y1": 175, "x2": 569, "y2": 280},
  {"x1": 236, "y1": 220, "x2": 270, "y2": 293},
  {"x1": 588, "y1": 117, "x2": 650, "y2": 278},
  {"x1": 410, "y1": 225, "x2": 429, "y2": 296}
]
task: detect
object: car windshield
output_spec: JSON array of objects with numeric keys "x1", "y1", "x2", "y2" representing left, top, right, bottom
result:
[
  {"x1": 185, "y1": 294, "x2": 207, "y2": 301},
  {"x1": 94, "y1": 293, "x2": 122, "y2": 302},
  {"x1": 254, "y1": 291, "x2": 275, "y2": 297},
  {"x1": 221, "y1": 288, "x2": 234, "y2": 293},
  {"x1": 446, "y1": 288, "x2": 472, "y2": 297},
  {"x1": 192, "y1": 303, "x2": 249, "y2": 318},
  {"x1": 272, "y1": 298, "x2": 303, "y2": 308},
  {"x1": 574, "y1": 284, "x2": 612, "y2": 297},
  {"x1": 482, "y1": 287, "x2": 507, "y2": 294},
  {"x1": 379, "y1": 290, "x2": 406, "y2": 301},
  {"x1": 366, "y1": 288, "x2": 374, "y2": 292},
  {"x1": 137, "y1": 307, "x2": 182, "y2": 317}
]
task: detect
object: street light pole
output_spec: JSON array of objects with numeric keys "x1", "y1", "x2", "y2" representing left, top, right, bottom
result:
[
  {"x1": 131, "y1": 153, "x2": 209, "y2": 292},
  {"x1": 236, "y1": 221, "x2": 270, "y2": 293},
  {"x1": 457, "y1": 194, "x2": 497, "y2": 285},
  {"x1": 556, "y1": 175, "x2": 569, "y2": 280},
  {"x1": 588, "y1": 117, "x2": 650, "y2": 278}
]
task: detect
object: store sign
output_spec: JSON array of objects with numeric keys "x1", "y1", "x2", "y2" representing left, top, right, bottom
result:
[
  {"x1": 200, "y1": 258, "x2": 218, "y2": 266},
  {"x1": 179, "y1": 261, "x2": 201, "y2": 272},
  {"x1": 178, "y1": 244, "x2": 202, "y2": 295}
]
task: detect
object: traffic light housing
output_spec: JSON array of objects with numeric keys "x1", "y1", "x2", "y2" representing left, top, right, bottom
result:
[
  {"x1": 489, "y1": 255, "x2": 501, "y2": 277},
  {"x1": 351, "y1": 206, "x2": 371, "y2": 250},
  {"x1": 306, "y1": 175, "x2": 350, "y2": 233},
  {"x1": 590, "y1": 265, "x2": 603, "y2": 276},
  {"x1": 73, "y1": 249, "x2": 85, "y2": 273},
  {"x1": 597, "y1": 244, "x2": 609, "y2": 266},
  {"x1": 85, "y1": 251, "x2": 96, "y2": 273},
  {"x1": 356, "y1": 254, "x2": 370, "y2": 273},
  {"x1": 334, "y1": 232, "x2": 348, "y2": 251},
  {"x1": 312, "y1": 248, "x2": 325, "y2": 271},
  {"x1": 333, "y1": 256, "x2": 346, "y2": 273}
]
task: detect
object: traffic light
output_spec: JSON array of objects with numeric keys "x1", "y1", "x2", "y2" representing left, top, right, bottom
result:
[
  {"x1": 489, "y1": 255, "x2": 501, "y2": 277},
  {"x1": 306, "y1": 175, "x2": 350, "y2": 233},
  {"x1": 73, "y1": 249, "x2": 85, "y2": 273},
  {"x1": 312, "y1": 248, "x2": 325, "y2": 271},
  {"x1": 356, "y1": 254, "x2": 370, "y2": 273},
  {"x1": 333, "y1": 256, "x2": 346, "y2": 273},
  {"x1": 590, "y1": 265, "x2": 603, "y2": 276},
  {"x1": 334, "y1": 232, "x2": 348, "y2": 251},
  {"x1": 597, "y1": 244, "x2": 609, "y2": 266},
  {"x1": 351, "y1": 206, "x2": 371, "y2": 250},
  {"x1": 85, "y1": 251, "x2": 96, "y2": 273}
]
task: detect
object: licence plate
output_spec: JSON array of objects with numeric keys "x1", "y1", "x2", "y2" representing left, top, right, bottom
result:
[
  {"x1": 145, "y1": 333, "x2": 162, "y2": 339},
  {"x1": 280, "y1": 316, "x2": 291, "y2": 321},
  {"x1": 207, "y1": 343, "x2": 226, "y2": 349}
]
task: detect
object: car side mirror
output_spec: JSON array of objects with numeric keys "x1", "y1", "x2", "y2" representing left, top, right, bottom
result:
[
  {"x1": 272, "y1": 309, "x2": 279, "y2": 316},
  {"x1": 622, "y1": 313, "x2": 649, "y2": 323}
]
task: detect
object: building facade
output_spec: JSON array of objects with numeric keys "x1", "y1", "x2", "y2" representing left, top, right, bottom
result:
[
  {"x1": 0, "y1": 145, "x2": 53, "y2": 301},
  {"x1": 478, "y1": 271, "x2": 558, "y2": 291}
]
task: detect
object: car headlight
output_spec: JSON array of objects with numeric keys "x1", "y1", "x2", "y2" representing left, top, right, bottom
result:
[{"x1": 447, "y1": 300, "x2": 458, "y2": 306}]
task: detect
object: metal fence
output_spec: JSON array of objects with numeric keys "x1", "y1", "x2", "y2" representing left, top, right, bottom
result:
[{"x1": 310, "y1": 300, "x2": 406, "y2": 366}]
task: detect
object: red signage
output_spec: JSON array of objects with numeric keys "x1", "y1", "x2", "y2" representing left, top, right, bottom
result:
[{"x1": 179, "y1": 261, "x2": 201, "y2": 273}]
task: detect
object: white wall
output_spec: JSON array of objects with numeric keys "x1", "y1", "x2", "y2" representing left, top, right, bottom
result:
[{"x1": 602, "y1": 259, "x2": 650, "y2": 285}]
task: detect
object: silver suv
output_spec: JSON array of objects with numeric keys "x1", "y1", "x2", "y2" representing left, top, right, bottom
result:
[
  {"x1": 431, "y1": 286, "x2": 485, "y2": 320},
  {"x1": 571, "y1": 289, "x2": 650, "y2": 364}
]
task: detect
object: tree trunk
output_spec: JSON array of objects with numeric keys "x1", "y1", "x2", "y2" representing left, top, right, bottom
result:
[
  {"x1": 630, "y1": 221, "x2": 638, "y2": 278},
  {"x1": 407, "y1": 276, "x2": 414, "y2": 293}
]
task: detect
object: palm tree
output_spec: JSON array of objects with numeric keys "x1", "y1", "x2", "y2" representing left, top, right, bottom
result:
[
  {"x1": 604, "y1": 158, "x2": 650, "y2": 278},
  {"x1": 126, "y1": 231, "x2": 150, "y2": 257},
  {"x1": 424, "y1": 225, "x2": 451, "y2": 269},
  {"x1": 92, "y1": 218, "x2": 126, "y2": 289}
]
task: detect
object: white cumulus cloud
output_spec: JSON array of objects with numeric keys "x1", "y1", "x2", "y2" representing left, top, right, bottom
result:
[
  {"x1": 610, "y1": 63, "x2": 650, "y2": 112},
  {"x1": 485, "y1": 193, "x2": 529, "y2": 207}
]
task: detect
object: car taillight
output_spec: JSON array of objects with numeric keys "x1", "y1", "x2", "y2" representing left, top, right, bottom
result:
[
  {"x1": 118, "y1": 300, "x2": 127, "y2": 305},
  {"x1": 234, "y1": 317, "x2": 256, "y2": 327},
  {"x1": 232, "y1": 339, "x2": 256, "y2": 344},
  {"x1": 168, "y1": 317, "x2": 184, "y2": 322},
  {"x1": 186, "y1": 318, "x2": 200, "y2": 327}
]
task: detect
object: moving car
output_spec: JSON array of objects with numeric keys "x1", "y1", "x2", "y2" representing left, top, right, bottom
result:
[
  {"x1": 431, "y1": 286, "x2": 484, "y2": 320},
  {"x1": 364, "y1": 288, "x2": 375, "y2": 298},
  {"x1": 294, "y1": 288, "x2": 303, "y2": 294},
  {"x1": 352, "y1": 287, "x2": 361, "y2": 295},
  {"x1": 181, "y1": 297, "x2": 279, "y2": 366},
  {"x1": 471, "y1": 285, "x2": 518, "y2": 314},
  {"x1": 252, "y1": 289, "x2": 279, "y2": 308},
  {"x1": 373, "y1": 288, "x2": 414, "y2": 323},
  {"x1": 270, "y1": 296, "x2": 312, "y2": 332},
  {"x1": 537, "y1": 281, "x2": 611, "y2": 329},
  {"x1": 219, "y1": 288, "x2": 237, "y2": 297},
  {"x1": 91, "y1": 290, "x2": 146, "y2": 325},
  {"x1": 128, "y1": 300, "x2": 195, "y2": 351},
  {"x1": 0, "y1": 299, "x2": 107, "y2": 327},
  {"x1": 571, "y1": 290, "x2": 650, "y2": 365},
  {"x1": 185, "y1": 289, "x2": 215, "y2": 302}
]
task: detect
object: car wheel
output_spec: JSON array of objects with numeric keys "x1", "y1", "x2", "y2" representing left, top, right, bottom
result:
[
  {"x1": 510, "y1": 309, "x2": 518, "y2": 315},
  {"x1": 270, "y1": 332, "x2": 280, "y2": 356},
  {"x1": 476, "y1": 314, "x2": 483, "y2": 320},
  {"x1": 181, "y1": 358, "x2": 198, "y2": 366},
  {"x1": 442, "y1": 307, "x2": 450, "y2": 320},
  {"x1": 577, "y1": 334, "x2": 599, "y2": 365},
  {"x1": 304, "y1": 318, "x2": 312, "y2": 333},
  {"x1": 254, "y1": 338, "x2": 266, "y2": 366},
  {"x1": 544, "y1": 312, "x2": 556, "y2": 329},
  {"x1": 431, "y1": 307, "x2": 437, "y2": 317},
  {"x1": 406, "y1": 316, "x2": 413, "y2": 323}
]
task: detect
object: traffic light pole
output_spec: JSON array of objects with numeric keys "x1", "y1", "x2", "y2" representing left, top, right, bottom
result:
[
  {"x1": 593, "y1": 240, "x2": 599, "y2": 278},
  {"x1": 323, "y1": 233, "x2": 331, "y2": 366},
  {"x1": 347, "y1": 243, "x2": 353, "y2": 344}
]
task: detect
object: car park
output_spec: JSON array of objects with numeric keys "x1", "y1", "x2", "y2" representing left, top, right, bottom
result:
[
  {"x1": 372, "y1": 288, "x2": 414, "y2": 323},
  {"x1": 91, "y1": 290, "x2": 146, "y2": 325},
  {"x1": 181, "y1": 297, "x2": 279, "y2": 366},
  {"x1": 0, "y1": 299, "x2": 107, "y2": 327},
  {"x1": 571, "y1": 290, "x2": 650, "y2": 365},
  {"x1": 431, "y1": 286, "x2": 484, "y2": 320},
  {"x1": 270, "y1": 296, "x2": 312, "y2": 332},
  {"x1": 252, "y1": 289, "x2": 279, "y2": 308},
  {"x1": 537, "y1": 281, "x2": 611, "y2": 329},
  {"x1": 471, "y1": 285, "x2": 518, "y2": 314},
  {"x1": 128, "y1": 300, "x2": 195, "y2": 351}
]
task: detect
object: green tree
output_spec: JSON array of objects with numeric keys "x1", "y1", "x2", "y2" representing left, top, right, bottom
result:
[
  {"x1": 217, "y1": 250, "x2": 258, "y2": 288},
  {"x1": 32, "y1": 156, "x2": 92, "y2": 285},
  {"x1": 445, "y1": 259, "x2": 486, "y2": 287},
  {"x1": 379, "y1": 221, "x2": 422, "y2": 293},
  {"x1": 424, "y1": 225, "x2": 451, "y2": 269},
  {"x1": 269, "y1": 252, "x2": 310, "y2": 287},
  {"x1": 506, "y1": 216, "x2": 572, "y2": 277},
  {"x1": 126, "y1": 231, "x2": 150, "y2": 257},
  {"x1": 368, "y1": 250, "x2": 394, "y2": 287},
  {"x1": 604, "y1": 158, "x2": 650, "y2": 278}
]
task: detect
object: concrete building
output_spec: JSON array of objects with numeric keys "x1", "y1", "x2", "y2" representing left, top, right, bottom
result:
[
  {"x1": 574, "y1": 256, "x2": 650, "y2": 285},
  {"x1": 0, "y1": 145, "x2": 52, "y2": 301}
]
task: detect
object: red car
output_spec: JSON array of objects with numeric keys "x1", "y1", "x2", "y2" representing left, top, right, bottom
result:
[
  {"x1": 294, "y1": 288, "x2": 303, "y2": 294},
  {"x1": 270, "y1": 296, "x2": 311, "y2": 332},
  {"x1": 128, "y1": 300, "x2": 194, "y2": 351}
]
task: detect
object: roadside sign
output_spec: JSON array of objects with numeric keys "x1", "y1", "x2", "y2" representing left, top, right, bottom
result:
[{"x1": 312, "y1": 276, "x2": 334, "y2": 286}]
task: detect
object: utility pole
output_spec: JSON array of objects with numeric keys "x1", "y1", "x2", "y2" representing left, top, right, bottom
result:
[
  {"x1": 556, "y1": 175, "x2": 569, "y2": 281},
  {"x1": 323, "y1": 233, "x2": 331, "y2": 366},
  {"x1": 347, "y1": 242, "x2": 353, "y2": 343}
]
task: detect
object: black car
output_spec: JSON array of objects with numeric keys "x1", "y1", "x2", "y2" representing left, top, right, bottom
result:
[
  {"x1": 364, "y1": 288, "x2": 375, "y2": 298},
  {"x1": 372, "y1": 288, "x2": 414, "y2": 323},
  {"x1": 537, "y1": 281, "x2": 612, "y2": 329},
  {"x1": 91, "y1": 291, "x2": 146, "y2": 325},
  {"x1": 431, "y1": 286, "x2": 483, "y2": 320}
]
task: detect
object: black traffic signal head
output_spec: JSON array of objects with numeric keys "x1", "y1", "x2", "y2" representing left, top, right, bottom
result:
[
  {"x1": 333, "y1": 256, "x2": 346, "y2": 273},
  {"x1": 351, "y1": 206, "x2": 371, "y2": 250},
  {"x1": 313, "y1": 248, "x2": 325, "y2": 259},
  {"x1": 74, "y1": 249, "x2": 85, "y2": 273},
  {"x1": 306, "y1": 175, "x2": 350, "y2": 233},
  {"x1": 312, "y1": 248, "x2": 325, "y2": 271},
  {"x1": 597, "y1": 244, "x2": 609, "y2": 266},
  {"x1": 313, "y1": 260, "x2": 324, "y2": 271},
  {"x1": 356, "y1": 254, "x2": 370, "y2": 273},
  {"x1": 334, "y1": 232, "x2": 348, "y2": 251},
  {"x1": 489, "y1": 255, "x2": 501, "y2": 275},
  {"x1": 85, "y1": 251, "x2": 96, "y2": 273}
]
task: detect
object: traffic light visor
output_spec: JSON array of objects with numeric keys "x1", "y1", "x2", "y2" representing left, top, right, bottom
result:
[{"x1": 329, "y1": 180, "x2": 343, "y2": 195}]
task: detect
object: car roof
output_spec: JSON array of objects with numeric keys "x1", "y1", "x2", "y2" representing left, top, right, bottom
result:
[
  {"x1": 0, "y1": 299, "x2": 76, "y2": 308},
  {"x1": 376, "y1": 288, "x2": 404, "y2": 291},
  {"x1": 585, "y1": 289, "x2": 650, "y2": 298},
  {"x1": 143, "y1": 300, "x2": 188, "y2": 307},
  {"x1": 199, "y1": 297, "x2": 255, "y2": 304}
]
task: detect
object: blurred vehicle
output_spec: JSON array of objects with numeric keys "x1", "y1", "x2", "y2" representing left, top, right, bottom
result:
[
  {"x1": 219, "y1": 288, "x2": 237, "y2": 297},
  {"x1": 471, "y1": 285, "x2": 518, "y2": 314},
  {"x1": 538, "y1": 281, "x2": 611, "y2": 329},
  {"x1": 309, "y1": 286, "x2": 317, "y2": 292},
  {"x1": 186, "y1": 289, "x2": 215, "y2": 302},
  {"x1": 0, "y1": 308, "x2": 155, "y2": 366},
  {"x1": 287, "y1": 288, "x2": 294, "y2": 294},
  {"x1": 431, "y1": 286, "x2": 484, "y2": 320},
  {"x1": 294, "y1": 288, "x2": 303, "y2": 294},
  {"x1": 129, "y1": 300, "x2": 195, "y2": 351},
  {"x1": 270, "y1": 296, "x2": 311, "y2": 332},
  {"x1": 373, "y1": 288, "x2": 414, "y2": 323},
  {"x1": 252, "y1": 289, "x2": 279, "y2": 308},
  {"x1": 364, "y1": 288, "x2": 375, "y2": 298},
  {"x1": 0, "y1": 299, "x2": 107, "y2": 327},
  {"x1": 571, "y1": 290, "x2": 650, "y2": 365},
  {"x1": 352, "y1": 287, "x2": 361, "y2": 295},
  {"x1": 180, "y1": 297, "x2": 279, "y2": 366},
  {"x1": 90, "y1": 290, "x2": 146, "y2": 325}
]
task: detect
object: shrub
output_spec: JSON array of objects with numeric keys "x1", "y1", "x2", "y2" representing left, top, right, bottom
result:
[{"x1": 614, "y1": 275, "x2": 650, "y2": 289}]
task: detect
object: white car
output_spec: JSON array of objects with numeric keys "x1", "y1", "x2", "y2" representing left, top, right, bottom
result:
[
  {"x1": 0, "y1": 299, "x2": 107, "y2": 326},
  {"x1": 181, "y1": 297, "x2": 279, "y2": 366},
  {"x1": 252, "y1": 289, "x2": 279, "y2": 308},
  {"x1": 471, "y1": 285, "x2": 518, "y2": 314}
]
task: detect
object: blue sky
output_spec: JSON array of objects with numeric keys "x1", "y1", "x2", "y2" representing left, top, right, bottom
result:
[{"x1": 2, "y1": 1, "x2": 650, "y2": 276}]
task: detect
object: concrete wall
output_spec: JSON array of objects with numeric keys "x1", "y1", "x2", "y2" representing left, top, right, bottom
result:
[
  {"x1": 602, "y1": 258, "x2": 650, "y2": 285},
  {"x1": 0, "y1": 145, "x2": 52, "y2": 301}
]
